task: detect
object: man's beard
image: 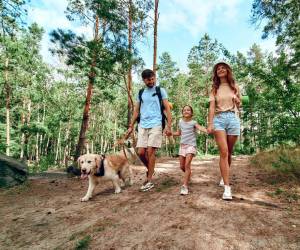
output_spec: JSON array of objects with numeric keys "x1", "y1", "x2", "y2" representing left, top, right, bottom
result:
[{"x1": 147, "y1": 83, "x2": 155, "y2": 88}]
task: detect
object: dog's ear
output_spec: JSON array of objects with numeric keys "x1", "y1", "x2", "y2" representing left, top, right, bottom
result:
[
  {"x1": 95, "y1": 155, "x2": 101, "y2": 168},
  {"x1": 77, "y1": 156, "x2": 81, "y2": 167}
]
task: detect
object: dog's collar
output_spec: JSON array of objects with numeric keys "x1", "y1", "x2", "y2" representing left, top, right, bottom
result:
[{"x1": 94, "y1": 156, "x2": 105, "y2": 177}]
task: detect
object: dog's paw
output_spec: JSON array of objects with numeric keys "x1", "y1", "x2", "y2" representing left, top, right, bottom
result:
[
  {"x1": 115, "y1": 188, "x2": 121, "y2": 194},
  {"x1": 80, "y1": 196, "x2": 90, "y2": 202}
]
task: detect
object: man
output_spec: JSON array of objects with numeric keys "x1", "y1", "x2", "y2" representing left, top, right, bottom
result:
[{"x1": 127, "y1": 69, "x2": 172, "y2": 191}]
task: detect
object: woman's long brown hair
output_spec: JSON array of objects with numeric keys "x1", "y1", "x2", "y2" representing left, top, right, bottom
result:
[{"x1": 211, "y1": 63, "x2": 237, "y2": 95}]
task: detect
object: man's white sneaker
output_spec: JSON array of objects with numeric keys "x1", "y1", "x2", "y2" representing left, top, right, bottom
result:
[
  {"x1": 140, "y1": 181, "x2": 154, "y2": 192},
  {"x1": 222, "y1": 185, "x2": 232, "y2": 200},
  {"x1": 180, "y1": 185, "x2": 189, "y2": 195},
  {"x1": 219, "y1": 178, "x2": 224, "y2": 187}
]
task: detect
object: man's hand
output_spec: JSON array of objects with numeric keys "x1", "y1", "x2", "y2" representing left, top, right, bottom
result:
[
  {"x1": 164, "y1": 126, "x2": 172, "y2": 136},
  {"x1": 126, "y1": 126, "x2": 133, "y2": 137}
]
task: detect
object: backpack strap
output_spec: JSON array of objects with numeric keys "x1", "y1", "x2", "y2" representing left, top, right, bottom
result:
[
  {"x1": 138, "y1": 88, "x2": 144, "y2": 103},
  {"x1": 155, "y1": 86, "x2": 166, "y2": 130},
  {"x1": 155, "y1": 86, "x2": 164, "y2": 111}
]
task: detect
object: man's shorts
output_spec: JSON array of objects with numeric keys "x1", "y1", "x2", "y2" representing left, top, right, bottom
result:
[
  {"x1": 213, "y1": 111, "x2": 240, "y2": 136},
  {"x1": 179, "y1": 144, "x2": 197, "y2": 157},
  {"x1": 136, "y1": 125, "x2": 162, "y2": 148}
]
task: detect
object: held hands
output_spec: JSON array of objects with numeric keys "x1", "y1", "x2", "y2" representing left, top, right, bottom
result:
[
  {"x1": 207, "y1": 124, "x2": 214, "y2": 134},
  {"x1": 164, "y1": 126, "x2": 172, "y2": 137}
]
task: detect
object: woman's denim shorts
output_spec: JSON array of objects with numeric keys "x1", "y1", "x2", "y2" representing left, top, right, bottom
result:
[{"x1": 213, "y1": 111, "x2": 240, "y2": 136}]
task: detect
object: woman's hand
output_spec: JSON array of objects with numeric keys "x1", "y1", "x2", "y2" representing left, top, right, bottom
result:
[
  {"x1": 207, "y1": 124, "x2": 214, "y2": 134},
  {"x1": 233, "y1": 95, "x2": 241, "y2": 107}
]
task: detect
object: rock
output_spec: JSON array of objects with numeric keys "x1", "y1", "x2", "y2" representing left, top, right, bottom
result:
[{"x1": 0, "y1": 154, "x2": 28, "y2": 188}]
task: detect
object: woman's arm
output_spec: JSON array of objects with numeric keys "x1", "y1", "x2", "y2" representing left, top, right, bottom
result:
[
  {"x1": 207, "y1": 100, "x2": 215, "y2": 134},
  {"x1": 234, "y1": 84, "x2": 242, "y2": 108}
]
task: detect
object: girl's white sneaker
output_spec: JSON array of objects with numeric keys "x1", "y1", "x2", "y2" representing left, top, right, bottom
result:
[{"x1": 180, "y1": 185, "x2": 189, "y2": 195}]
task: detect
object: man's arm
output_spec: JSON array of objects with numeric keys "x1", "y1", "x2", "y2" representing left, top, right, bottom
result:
[
  {"x1": 126, "y1": 102, "x2": 140, "y2": 135},
  {"x1": 163, "y1": 99, "x2": 172, "y2": 136}
]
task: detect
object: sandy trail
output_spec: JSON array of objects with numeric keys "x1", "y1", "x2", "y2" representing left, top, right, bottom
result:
[{"x1": 0, "y1": 156, "x2": 299, "y2": 249}]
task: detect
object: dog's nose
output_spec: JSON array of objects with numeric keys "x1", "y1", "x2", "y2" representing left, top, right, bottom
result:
[{"x1": 82, "y1": 168, "x2": 86, "y2": 173}]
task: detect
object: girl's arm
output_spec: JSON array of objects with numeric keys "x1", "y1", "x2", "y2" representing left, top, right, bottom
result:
[
  {"x1": 172, "y1": 129, "x2": 181, "y2": 137},
  {"x1": 195, "y1": 123, "x2": 207, "y2": 133}
]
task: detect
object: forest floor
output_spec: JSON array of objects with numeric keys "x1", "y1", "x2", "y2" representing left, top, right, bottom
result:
[{"x1": 0, "y1": 156, "x2": 299, "y2": 250}]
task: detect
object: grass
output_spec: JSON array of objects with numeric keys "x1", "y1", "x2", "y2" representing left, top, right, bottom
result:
[
  {"x1": 252, "y1": 146, "x2": 300, "y2": 202},
  {"x1": 75, "y1": 235, "x2": 91, "y2": 250},
  {"x1": 2, "y1": 180, "x2": 31, "y2": 195},
  {"x1": 251, "y1": 146, "x2": 300, "y2": 181},
  {"x1": 267, "y1": 188, "x2": 299, "y2": 202}
]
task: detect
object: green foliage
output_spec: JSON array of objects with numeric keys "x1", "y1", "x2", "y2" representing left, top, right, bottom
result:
[{"x1": 75, "y1": 235, "x2": 91, "y2": 250}]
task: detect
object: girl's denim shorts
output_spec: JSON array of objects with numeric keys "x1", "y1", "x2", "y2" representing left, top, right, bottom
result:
[{"x1": 213, "y1": 111, "x2": 240, "y2": 136}]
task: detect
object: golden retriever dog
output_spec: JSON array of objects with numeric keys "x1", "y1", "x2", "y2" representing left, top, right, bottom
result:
[{"x1": 78, "y1": 153, "x2": 133, "y2": 202}]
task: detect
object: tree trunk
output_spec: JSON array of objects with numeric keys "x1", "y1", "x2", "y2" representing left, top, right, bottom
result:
[
  {"x1": 127, "y1": 0, "x2": 134, "y2": 127},
  {"x1": 113, "y1": 119, "x2": 117, "y2": 153},
  {"x1": 35, "y1": 104, "x2": 40, "y2": 163},
  {"x1": 20, "y1": 100, "x2": 26, "y2": 159},
  {"x1": 153, "y1": 0, "x2": 159, "y2": 74},
  {"x1": 55, "y1": 122, "x2": 61, "y2": 164},
  {"x1": 74, "y1": 15, "x2": 99, "y2": 160},
  {"x1": 24, "y1": 100, "x2": 32, "y2": 161},
  {"x1": 39, "y1": 103, "x2": 46, "y2": 159},
  {"x1": 63, "y1": 119, "x2": 71, "y2": 167},
  {"x1": 5, "y1": 58, "x2": 10, "y2": 156}
]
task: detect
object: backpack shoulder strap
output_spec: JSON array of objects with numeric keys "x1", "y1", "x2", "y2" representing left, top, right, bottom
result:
[
  {"x1": 138, "y1": 88, "x2": 144, "y2": 103},
  {"x1": 155, "y1": 86, "x2": 163, "y2": 104}
]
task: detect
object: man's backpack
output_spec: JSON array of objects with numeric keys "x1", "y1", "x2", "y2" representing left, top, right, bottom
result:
[{"x1": 137, "y1": 86, "x2": 167, "y2": 130}]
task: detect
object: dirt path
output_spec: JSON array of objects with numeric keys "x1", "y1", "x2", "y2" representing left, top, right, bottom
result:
[{"x1": 0, "y1": 156, "x2": 299, "y2": 250}]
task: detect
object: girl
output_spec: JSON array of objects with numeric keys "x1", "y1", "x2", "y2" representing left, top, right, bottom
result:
[
  {"x1": 173, "y1": 105, "x2": 207, "y2": 195},
  {"x1": 207, "y1": 62, "x2": 241, "y2": 200}
]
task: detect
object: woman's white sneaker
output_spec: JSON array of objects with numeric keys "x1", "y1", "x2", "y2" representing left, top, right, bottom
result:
[
  {"x1": 180, "y1": 185, "x2": 189, "y2": 195},
  {"x1": 222, "y1": 185, "x2": 232, "y2": 200}
]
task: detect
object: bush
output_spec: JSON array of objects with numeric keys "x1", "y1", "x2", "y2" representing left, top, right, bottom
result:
[{"x1": 251, "y1": 146, "x2": 300, "y2": 180}]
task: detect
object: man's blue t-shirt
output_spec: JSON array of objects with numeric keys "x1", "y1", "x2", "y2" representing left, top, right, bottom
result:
[{"x1": 136, "y1": 86, "x2": 168, "y2": 128}]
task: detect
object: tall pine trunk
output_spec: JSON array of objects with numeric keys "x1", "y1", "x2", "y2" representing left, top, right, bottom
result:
[
  {"x1": 5, "y1": 58, "x2": 10, "y2": 156},
  {"x1": 35, "y1": 104, "x2": 40, "y2": 163},
  {"x1": 20, "y1": 100, "x2": 26, "y2": 159},
  {"x1": 74, "y1": 16, "x2": 99, "y2": 160},
  {"x1": 127, "y1": 0, "x2": 133, "y2": 127},
  {"x1": 153, "y1": 0, "x2": 159, "y2": 74}
]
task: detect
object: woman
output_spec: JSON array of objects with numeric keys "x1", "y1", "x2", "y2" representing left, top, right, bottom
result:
[{"x1": 207, "y1": 62, "x2": 241, "y2": 200}]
